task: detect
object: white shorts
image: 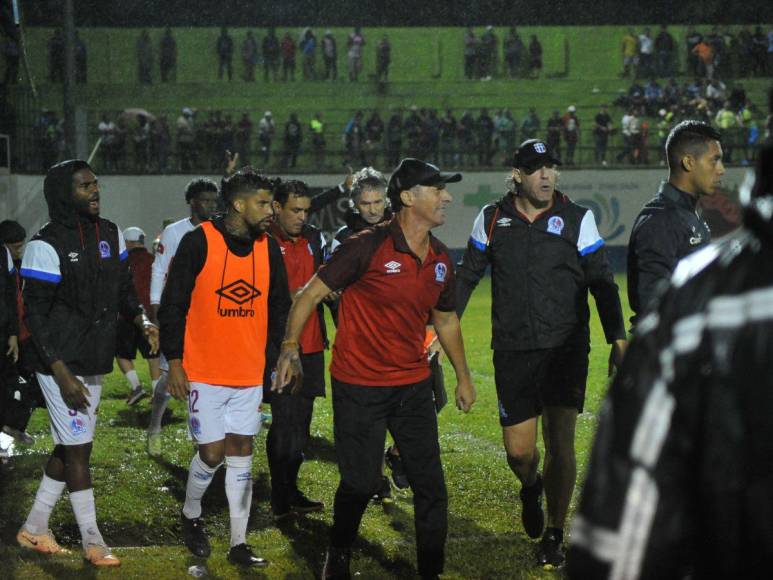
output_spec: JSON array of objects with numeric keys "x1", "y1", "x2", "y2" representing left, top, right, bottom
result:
[
  {"x1": 37, "y1": 373, "x2": 102, "y2": 446},
  {"x1": 187, "y1": 382, "x2": 263, "y2": 445}
]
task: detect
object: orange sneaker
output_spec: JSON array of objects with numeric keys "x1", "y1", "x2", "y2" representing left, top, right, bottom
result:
[
  {"x1": 17, "y1": 528, "x2": 70, "y2": 554},
  {"x1": 84, "y1": 543, "x2": 121, "y2": 567}
]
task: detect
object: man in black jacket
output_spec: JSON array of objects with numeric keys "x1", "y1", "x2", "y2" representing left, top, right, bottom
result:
[
  {"x1": 0, "y1": 228, "x2": 19, "y2": 442},
  {"x1": 17, "y1": 160, "x2": 158, "y2": 566},
  {"x1": 456, "y1": 140, "x2": 627, "y2": 568},
  {"x1": 627, "y1": 121, "x2": 725, "y2": 327},
  {"x1": 567, "y1": 129, "x2": 773, "y2": 580},
  {"x1": 266, "y1": 179, "x2": 329, "y2": 520}
]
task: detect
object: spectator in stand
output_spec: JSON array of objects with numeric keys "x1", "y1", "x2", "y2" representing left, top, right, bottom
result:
[
  {"x1": 321, "y1": 30, "x2": 337, "y2": 81},
  {"x1": 344, "y1": 111, "x2": 367, "y2": 166},
  {"x1": 300, "y1": 28, "x2": 317, "y2": 81},
  {"x1": 644, "y1": 77, "x2": 664, "y2": 116},
  {"x1": 617, "y1": 108, "x2": 635, "y2": 164},
  {"x1": 74, "y1": 30, "x2": 87, "y2": 83},
  {"x1": 706, "y1": 78, "x2": 727, "y2": 107},
  {"x1": 752, "y1": 26, "x2": 768, "y2": 77},
  {"x1": 463, "y1": 28, "x2": 478, "y2": 80},
  {"x1": 113, "y1": 118, "x2": 128, "y2": 171},
  {"x1": 621, "y1": 28, "x2": 638, "y2": 78},
  {"x1": 47, "y1": 29, "x2": 64, "y2": 83},
  {"x1": 629, "y1": 108, "x2": 644, "y2": 164},
  {"x1": 692, "y1": 37, "x2": 714, "y2": 79},
  {"x1": 458, "y1": 111, "x2": 476, "y2": 165},
  {"x1": 152, "y1": 115, "x2": 171, "y2": 173},
  {"x1": 663, "y1": 78, "x2": 682, "y2": 106},
  {"x1": 737, "y1": 99, "x2": 756, "y2": 164},
  {"x1": 216, "y1": 27, "x2": 234, "y2": 81},
  {"x1": 546, "y1": 110, "x2": 563, "y2": 162},
  {"x1": 403, "y1": 106, "x2": 423, "y2": 158},
  {"x1": 503, "y1": 26, "x2": 525, "y2": 78},
  {"x1": 263, "y1": 28, "x2": 280, "y2": 82},
  {"x1": 521, "y1": 107, "x2": 541, "y2": 140},
  {"x1": 283, "y1": 113, "x2": 303, "y2": 169},
  {"x1": 425, "y1": 109, "x2": 441, "y2": 164},
  {"x1": 655, "y1": 107, "x2": 673, "y2": 166},
  {"x1": 528, "y1": 35, "x2": 543, "y2": 79},
  {"x1": 496, "y1": 109, "x2": 517, "y2": 162},
  {"x1": 258, "y1": 111, "x2": 275, "y2": 166},
  {"x1": 376, "y1": 35, "x2": 391, "y2": 82},
  {"x1": 715, "y1": 100, "x2": 738, "y2": 164},
  {"x1": 480, "y1": 26, "x2": 497, "y2": 80},
  {"x1": 176, "y1": 107, "x2": 196, "y2": 171},
  {"x1": 281, "y1": 32, "x2": 296, "y2": 81},
  {"x1": 593, "y1": 104, "x2": 613, "y2": 166},
  {"x1": 637, "y1": 28, "x2": 655, "y2": 79},
  {"x1": 562, "y1": 105, "x2": 580, "y2": 166},
  {"x1": 736, "y1": 26, "x2": 753, "y2": 77},
  {"x1": 386, "y1": 109, "x2": 403, "y2": 168},
  {"x1": 235, "y1": 113, "x2": 252, "y2": 167},
  {"x1": 137, "y1": 30, "x2": 153, "y2": 85},
  {"x1": 133, "y1": 116, "x2": 150, "y2": 173},
  {"x1": 160, "y1": 27, "x2": 176, "y2": 82},
  {"x1": 365, "y1": 111, "x2": 385, "y2": 165},
  {"x1": 98, "y1": 114, "x2": 117, "y2": 172},
  {"x1": 242, "y1": 31, "x2": 258, "y2": 82},
  {"x1": 310, "y1": 113, "x2": 326, "y2": 168},
  {"x1": 655, "y1": 25, "x2": 675, "y2": 77},
  {"x1": 347, "y1": 27, "x2": 365, "y2": 82},
  {"x1": 439, "y1": 109, "x2": 458, "y2": 167},
  {"x1": 477, "y1": 108, "x2": 495, "y2": 165},
  {"x1": 707, "y1": 27, "x2": 726, "y2": 79},
  {"x1": 685, "y1": 27, "x2": 703, "y2": 77}
]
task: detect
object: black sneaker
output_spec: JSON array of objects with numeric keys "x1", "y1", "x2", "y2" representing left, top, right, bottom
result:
[
  {"x1": 372, "y1": 476, "x2": 392, "y2": 503},
  {"x1": 519, "y1": 474, "x2": 545, "y2": 539},
  {"x1": 181, "y1": 512, "x2": 211, "y2": 557},
  {"x1": 537, "y1": 529, "x2": 565, "y2": 569},
  {"x1": 322, "y1": 546, "x2": 351, "y2": 579},
  {"x1": 384, "y1": 447, "x2": 410, "y2": 489},
  {"x1": 227, "y1": 543, "x2": 269, "y2": 567},
  {"x1": 289, "y1": 491, "x2": 324, "y2": 514}
]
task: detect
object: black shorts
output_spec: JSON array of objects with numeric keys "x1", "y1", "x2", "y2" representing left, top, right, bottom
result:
[
  {"x1": 265, "y1": 350, "x2": 326, "y2": 404},
  {"x1": 115, "y1": 317, "x2": 158, "y2": 361},
  {"x1": 493, "y1": 342, "x2": 590, "y2": 427}
]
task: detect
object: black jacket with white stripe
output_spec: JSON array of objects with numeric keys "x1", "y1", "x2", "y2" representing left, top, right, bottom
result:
[
  {"x1": 456, "y1": 191, "x2": 625, "y2": 351},
  {"x1": 568, "y1": 190, "x2": 773, "y2": 578}
]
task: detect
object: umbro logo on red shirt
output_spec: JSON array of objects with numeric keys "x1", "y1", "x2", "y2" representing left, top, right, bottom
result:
[{"x1": 384, "y1": 260, "x2": 401, "y2": 274}]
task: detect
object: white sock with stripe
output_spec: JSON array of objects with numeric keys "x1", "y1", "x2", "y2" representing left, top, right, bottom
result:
[
  {"x1": 70, "y1": 488, "x2": 106, "y2": 549},
  {"x1": 23, "y1": 474, "x2": 66, "y2": 535},
  {"x1": 182, "y1": 453, "x2": 221, "y2": 519},
  {"x1": 225, "y1": 455, "x2": 253, "y2": 547}
]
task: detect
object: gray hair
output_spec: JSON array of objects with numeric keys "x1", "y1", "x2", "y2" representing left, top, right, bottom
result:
[{"x1": 350, "y1": 167, "x2": 387, "y2": 203}]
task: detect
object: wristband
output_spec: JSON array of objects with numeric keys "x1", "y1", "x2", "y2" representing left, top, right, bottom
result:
[{"x1": 281, "y1": 339, "x2": 299, "y2": 350}]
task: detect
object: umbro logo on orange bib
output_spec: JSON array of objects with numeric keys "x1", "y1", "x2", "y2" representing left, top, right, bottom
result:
[{"x1": 215, "y1": 279, "x2": 261, "y2": 317}]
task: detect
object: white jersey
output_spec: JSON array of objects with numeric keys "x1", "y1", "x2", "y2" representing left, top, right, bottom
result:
[{"x1": 150, "y1": 217, "x2": 196, "y2": 305}]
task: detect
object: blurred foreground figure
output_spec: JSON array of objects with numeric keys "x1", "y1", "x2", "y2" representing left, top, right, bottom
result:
[{"x1": 568, "y1": 126, "x2": 773, "y2": 578}]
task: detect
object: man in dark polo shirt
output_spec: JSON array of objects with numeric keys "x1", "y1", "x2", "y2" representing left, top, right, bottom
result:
[
  {"x1": 274, "y1": 158, "x2": 477, "y2": 580},
  {"x1": 266, "y1": 179, "x2": 327, "y2": 520}
]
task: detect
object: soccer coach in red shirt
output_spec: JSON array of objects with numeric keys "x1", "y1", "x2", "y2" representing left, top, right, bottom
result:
[{"x1": 274, "y1": 158, "x2": 476, "y2": 579}]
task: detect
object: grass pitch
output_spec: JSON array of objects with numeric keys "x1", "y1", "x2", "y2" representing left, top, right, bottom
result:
[{"x1": 0, "y1": 276, "x2": 631, "y2": 579}]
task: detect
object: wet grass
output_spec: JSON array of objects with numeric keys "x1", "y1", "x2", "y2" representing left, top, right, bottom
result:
[{"x1": 0, "y1": 276, "x2": 631, "y2": 579}]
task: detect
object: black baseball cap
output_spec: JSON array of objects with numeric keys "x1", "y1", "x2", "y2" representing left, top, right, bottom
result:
[
  {"x1": 387, "y1": 158, "x2": 462, "y2": 207},
  {"x1": 512, "y1": 139, "x2": 561, "y2": 170}
]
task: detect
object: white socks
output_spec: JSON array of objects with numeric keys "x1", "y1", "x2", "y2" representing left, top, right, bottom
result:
[
  {"x1": 124, "y1": 369, "x2": 141, "y2": 389},
  {"x1": 70, "y1": 488, "x2": 105, "y2": 549},
  {"x1": 24, "y1": 474, "x2": 66, "y2": 535},
  {"x1": 148, "y1": 373, "x2": 171, "y2": 434},
  {"x1": 225, "y1": 455, "x2": 253, "y2": 547},
  {"x1": 182, "y1": 453, "x2": 221, "y2": 519}
]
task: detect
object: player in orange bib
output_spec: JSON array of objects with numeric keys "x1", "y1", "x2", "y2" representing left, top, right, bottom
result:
[{"x1": 158, "y1": 168, "x2": 291, "y2": 568}]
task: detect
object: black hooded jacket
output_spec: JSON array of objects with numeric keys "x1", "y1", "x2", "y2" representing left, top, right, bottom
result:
[{"x1": 21, "y1": 160, "x2": 142, "y2": 376}]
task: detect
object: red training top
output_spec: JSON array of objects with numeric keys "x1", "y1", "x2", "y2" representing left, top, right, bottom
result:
[
  {"x1": 272, "y1": 226, "x2": 325, "y2": 354},
  {"x1": 128, "y1": 247, "x2": 154, "y2": 313},
  {"x1": 317, "y1": 217, "x2": 455, "y2": 387}
]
